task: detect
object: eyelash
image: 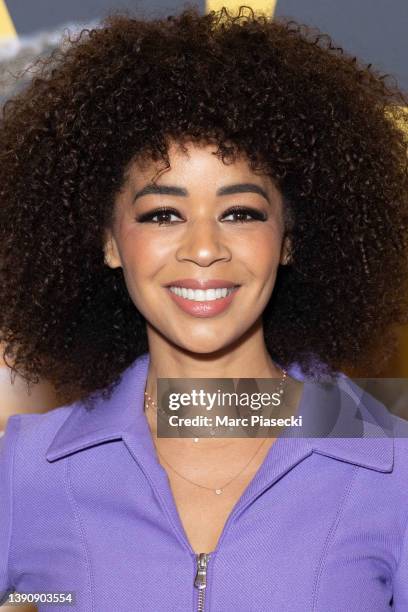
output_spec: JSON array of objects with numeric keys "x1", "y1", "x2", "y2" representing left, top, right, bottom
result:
[{"x1": 135, "y1": 206, "x2": 267, "y2": 225}]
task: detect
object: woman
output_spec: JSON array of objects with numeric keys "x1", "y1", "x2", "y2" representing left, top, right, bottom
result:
[{"x1": 1, "y1": 6, "x2": 408, "y2": 611}]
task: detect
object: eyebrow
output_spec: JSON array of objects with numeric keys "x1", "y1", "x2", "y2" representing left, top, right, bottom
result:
[{"x1": 132, "y1": 182, "x2": 271, "y2": 204}]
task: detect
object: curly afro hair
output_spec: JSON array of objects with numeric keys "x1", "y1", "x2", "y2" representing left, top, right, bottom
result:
[{"x1": 1, "y1": 5, "x2": 408, "y2": 405}]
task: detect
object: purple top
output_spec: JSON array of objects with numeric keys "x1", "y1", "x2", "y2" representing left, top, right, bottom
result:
[{"x1": 1, "y1": 352, "x2": 408, "y2": 611}]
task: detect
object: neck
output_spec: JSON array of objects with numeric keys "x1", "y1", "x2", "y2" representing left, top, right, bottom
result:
[{"x1": 144, "y1": 319, "x2": 283, "y2": 400}]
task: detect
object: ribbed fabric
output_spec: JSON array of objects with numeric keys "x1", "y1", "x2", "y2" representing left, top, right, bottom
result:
[{"x1": 1, "y1": 352, "x2": 408, "y2": 611}]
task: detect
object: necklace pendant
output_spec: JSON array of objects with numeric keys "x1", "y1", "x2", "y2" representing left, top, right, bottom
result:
[
  {"x1": 193, "y1": 438, "x2": 199, "y2": 443},
  {"x1": 215, "y1": 488, "x2": 223, "y2": 495}
]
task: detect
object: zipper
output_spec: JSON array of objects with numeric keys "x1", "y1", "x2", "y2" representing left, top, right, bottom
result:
[{"x1": 194, "y1": 552, "x2": 211, "y2": 612}]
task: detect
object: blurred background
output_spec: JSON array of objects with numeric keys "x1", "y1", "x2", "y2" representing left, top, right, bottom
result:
[{"x1": 0, "y1": 1, "x2": 407, "y2": 607}]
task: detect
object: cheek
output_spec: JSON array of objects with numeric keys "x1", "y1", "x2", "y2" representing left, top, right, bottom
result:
[
  {"x1": 238, "y1": 229, "x2": 282, "y2": 270},
  {"x1": 120, "y1": 231, "x2": 170, "y2": 277}
]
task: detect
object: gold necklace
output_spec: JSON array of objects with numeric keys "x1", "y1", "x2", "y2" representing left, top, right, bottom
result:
[{"x1": 144, "y1": 410, "x2": 269, "y2": 495}]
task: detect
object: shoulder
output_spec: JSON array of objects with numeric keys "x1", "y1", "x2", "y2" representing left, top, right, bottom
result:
[
  {"x1": 338, "y1": 372, "x2": 408, "y2": 485},
  {"x1": 0, "y1": 403, "x2": 82, "y2": 551},
  {"x1": 296, "y1": 367, "x2": 408, "y2": 491},
  {"x1": 2, "y1": 402, "x2": 75, "y2": 443},
  {"x1": 0, "y1": 403, "x2": 77, "y2": 486}
]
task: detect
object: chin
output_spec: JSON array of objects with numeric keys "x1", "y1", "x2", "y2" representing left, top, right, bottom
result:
[
  {"x1": 177, "y1": 340, "x2": 227, "y2": 355},
  {"x1": 172, "y1": 332, "x2": 244, "y2": 357}
]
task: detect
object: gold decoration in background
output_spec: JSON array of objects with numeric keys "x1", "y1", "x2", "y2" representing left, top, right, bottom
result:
[
  {"x1": 0, "y1": 0, "x2": 17, "y2": 40},
  {"x1": 206, "y1": 0, "x2": 277, "y2": 17}
]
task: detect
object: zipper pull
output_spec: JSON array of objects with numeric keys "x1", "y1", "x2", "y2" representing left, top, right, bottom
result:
[{"x1": 194, "y1": 552, "x2": 210, "y2": 589}]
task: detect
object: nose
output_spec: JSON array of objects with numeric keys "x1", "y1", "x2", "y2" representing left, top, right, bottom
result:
[{"x1": 175, "y1": 218, "x2": 232, "y2": 267}]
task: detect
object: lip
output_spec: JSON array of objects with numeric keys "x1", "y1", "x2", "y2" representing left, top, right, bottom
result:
[
  {"x1": 165, "y1": 285, "x2": 240, "y2": 318},
  {"x1": 164, "y1": 278, "x2": 240, "y2": 290}
]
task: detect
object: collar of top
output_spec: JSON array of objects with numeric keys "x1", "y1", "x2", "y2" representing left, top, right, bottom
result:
[{"x1": 45, "y1": 352, "x2": 395, "y2": 473}]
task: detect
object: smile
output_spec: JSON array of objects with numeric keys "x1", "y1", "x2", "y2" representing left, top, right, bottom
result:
[
  {"x1": 168, "y1": 286, "x2": 235, "y2": 301},
  {"x1": 165, "y1": 286, "x2": 240, "y2": 317}
]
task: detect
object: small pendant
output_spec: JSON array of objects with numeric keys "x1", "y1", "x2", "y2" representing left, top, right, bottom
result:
[
  {"x1": 215, "y1": 489, "x2": 223, "y2": 495},
  {"x1": 193, "y1": 438, "x2": 199, "y2": 443}
]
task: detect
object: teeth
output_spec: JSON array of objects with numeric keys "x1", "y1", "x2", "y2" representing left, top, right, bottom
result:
[{"x1": 168, "y1": 287, "x2": 236, "y2": 301}]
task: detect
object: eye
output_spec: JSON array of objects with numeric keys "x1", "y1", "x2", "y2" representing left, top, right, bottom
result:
[
  {"x1": 222, "y1": 206, "x2": 267, "y2": 223},
  {"x1": 135, "y1": 207, "x2": 182, "y2": 225}
]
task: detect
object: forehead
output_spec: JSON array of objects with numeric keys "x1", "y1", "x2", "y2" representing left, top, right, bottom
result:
[{"x1": 127, "y1": 139, "x2": 271, "y2": 186}]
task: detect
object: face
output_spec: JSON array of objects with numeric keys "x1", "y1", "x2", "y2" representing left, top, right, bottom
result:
[{"x1": 104, "y1": 140, "x2": 291, "y2": 354}]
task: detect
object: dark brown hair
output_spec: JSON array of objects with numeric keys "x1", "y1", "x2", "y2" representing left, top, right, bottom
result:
[{"x1": 1, "y1": 5, "x2": 408, "y2": 404}]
